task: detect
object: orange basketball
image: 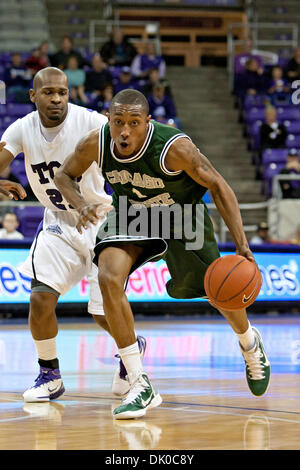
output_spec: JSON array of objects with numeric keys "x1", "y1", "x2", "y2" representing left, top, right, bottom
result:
[{"x1": 204, "y1": 254, "x2": 262, "y2": 311}]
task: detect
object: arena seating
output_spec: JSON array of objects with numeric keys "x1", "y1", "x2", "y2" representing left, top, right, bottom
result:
[
  {"x1": 235, "y1": 60, "x2": 300, "y2": 199},
  {"x1": 14, "y1": 206, "x2": 44, "y2": 238}
]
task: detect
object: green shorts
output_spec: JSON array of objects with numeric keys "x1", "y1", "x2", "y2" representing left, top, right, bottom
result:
[{"x1": 93, "y1": 204, "x2": 220, "y2": 299}]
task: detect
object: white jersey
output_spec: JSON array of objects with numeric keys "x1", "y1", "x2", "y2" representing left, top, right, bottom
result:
[
  {"x1": 2, "y1": 104, "x2": 111, "y2": 312},
  {"x1": 2, "y1": 103, "x2": 111, "y2": 211}
]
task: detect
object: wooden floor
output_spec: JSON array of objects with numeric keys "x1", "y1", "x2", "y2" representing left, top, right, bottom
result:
[{"x1": 1, "y1": 316, "x2": 300, "y2": 450}]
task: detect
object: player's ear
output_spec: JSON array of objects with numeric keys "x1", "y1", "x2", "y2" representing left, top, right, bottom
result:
[
  {"x1": 146, "y1": 114, "x2": 152, "y2": 125},
  {"x1": 29, "y1": 89, "x2": 36, "y2": 103}
]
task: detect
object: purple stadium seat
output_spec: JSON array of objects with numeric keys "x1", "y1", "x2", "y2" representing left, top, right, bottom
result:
[
  {"x1": 284, "y1": 121, "x2": 300, "y2": 134},
  {"x1": 0, "y1": 106, "x2": 7, "y2": 116},
  {"x1": 0, "y1": 64, "x2": 5, "y2": 80},
  {"x1": 243, "y1": 95, "x2": 267, "y2": 110},
  {"x1": 272, "y1": 6, "x2": 287, "y2": 14},
  {"x1": 277, "y1": 107, "x2": 300, "y2": 121},
  {"x1": 263, "y1": 162, "x2": 285, "y2": 196},
  {"x1": 245, "y1": 107, "x2": 266, "y2": 125},
  {"x1": 68, "y1": 17, "x2": 84, "y2": 24},
  {"x1": 6, "y1": 103, "x2": 33, "y2": 117},
  {"x1": 278, "y1": 57, "x2": 290, "y2": 68},
  {"x1": 286, "y1": 134, "x2": 300, "y2": 148},
  {"x1": 71, "y1": 32, "x2": 88, "y2": 39},
  {"x1": 10, "y1": 154, "x2": 28, "y2": 187},
  {"x1": 0, "y1": 52, "x2": 12, "y2": 64},
  {"x1": 248, "y1": 120, "x2": 262, "y2": 150},
  {"x1": 108, "y1": 66, "x2": 123, "y2": 79},
  {"x1": 234, "y1": 54, "x2": 263, "y2": 75},
  {"x1": 262, "y1": 148, "x2": 289, "y2": 165},
  {"x1": 64, "y1": 3, "x2": 80, "y2": 10},
  {"x1": 15, "y1": 206, "x2": 44, "y2": 238}
]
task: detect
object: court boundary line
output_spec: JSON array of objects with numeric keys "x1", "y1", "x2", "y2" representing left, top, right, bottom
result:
[{"x1": 62, "y1": 394, "x2": 300, "y2": 416}]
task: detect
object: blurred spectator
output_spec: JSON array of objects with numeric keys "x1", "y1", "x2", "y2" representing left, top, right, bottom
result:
[
  {"x1": 267, "y1": 66, "x2": 291, "y2": 105},
  {"x1": 131, "y1": 41, "x2": 166, "y2": 81},
  {"x1": 0, "y1": 212, "x2": 24, "y2": 240},
  {"x1": 64, "y1": 55, "x2": 86, "y2": 88},
  {"x1": 234, "y1": 38, "x2": 264, "y2": 75},
  {"x1": 286, "y1": 47, "x2": 300, "y2": 82},
  {"x1": 260, "y1": 106, "x2": 287, "y2": 150},
  {"x1": 100, "y1": 28, "x2": 137, "y2": 67},
  {"x1": 94, "y1": 83, "x2": 114, "y2": 114},
  {"x1": 4, "y1": 53, "x2": 32, "y2": 102},
  {"x1": 147, "y1": 82, "x2": 178, "y2": 125},
  {"x1": 290, "y1": 224, "x2": 300, "y2": 244},
  {"x1": 25, "y1": 42, "x2": 50, "y2": 75},
  {"x1": 84, "y1": 53, "x2": 112, "y2": 97},
  {"x1": 142, "y1": 67, "x2": 172, "y2": 97},
  {"x1": 69, "y1": 86, "x2": 89, "y2": 108},
  {"x1": 237, "y1": 58, "x2": 267, "y2": 100},
  {"x1": 50, "y1": 35, "x2": 85, "y2": 69},
  {"x1": 279, "y1": 148, "x2": 300, "y2": 198},
  {"x1": 250, "y1": 222, "x2": 270, "y2": 244},
  {"x1": 114, "y1": 66, "x2": 139, "y2": 94}
]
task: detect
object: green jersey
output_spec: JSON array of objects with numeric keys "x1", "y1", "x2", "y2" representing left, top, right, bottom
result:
[
  {"x1": 94, "y1": 120, "x2": 220, "y2": 300},
  {"x1": 99, "y1": 120, "x2": 207, "y2": 208}
]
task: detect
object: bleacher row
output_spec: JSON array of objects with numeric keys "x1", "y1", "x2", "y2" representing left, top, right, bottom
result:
[
  {"x1": 0, "y1": 48, "x2": 173, "y2": 237},
  {"x1": 241, "y1": 93, "x2": 300, "y2": 198}
]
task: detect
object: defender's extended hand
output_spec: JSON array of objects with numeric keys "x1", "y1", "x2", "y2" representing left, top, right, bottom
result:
[
  {"x1": 0, "y1": 179, "x2": 27, "y2": 200},
  {"x1": 77, "y1": 203, "x2": 113, "y2": 233}
]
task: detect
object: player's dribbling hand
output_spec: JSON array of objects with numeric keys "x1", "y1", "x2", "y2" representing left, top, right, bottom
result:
[
  {"x1": 77, "y1": 203, "x2": 113, "y2": 233},
  {"x1": 0, "y1": 180, "x2": 27, "y2": 200},
  {"x1": 236, "y1": 245, "x2": 255, "y2": 263}
]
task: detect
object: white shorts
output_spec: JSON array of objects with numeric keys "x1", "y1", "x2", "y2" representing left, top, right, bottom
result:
[{"x1": 19, "y1": 208, "x2": 105, "y2": 315}]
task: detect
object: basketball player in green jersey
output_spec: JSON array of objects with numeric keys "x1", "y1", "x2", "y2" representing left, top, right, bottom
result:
[{"x1": 55, "y1": 89, "x2": 270, "y2": 419}]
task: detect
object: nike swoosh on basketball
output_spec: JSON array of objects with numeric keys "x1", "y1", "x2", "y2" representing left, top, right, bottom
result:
[{"x1": 242, "y1": 287, "x2": 257, "y2": 303}]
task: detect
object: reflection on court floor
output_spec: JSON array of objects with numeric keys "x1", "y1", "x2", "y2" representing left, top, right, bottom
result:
[{"x1": 1, "y1": 317, "x2": 300, "y2": 450}]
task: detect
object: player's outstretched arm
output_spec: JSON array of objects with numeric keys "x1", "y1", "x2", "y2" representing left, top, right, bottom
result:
[
  {"x1": 0, "y1": 142, "x2": 27, "y2": 200},
  {"x1": 54, "y1": 128, "x2": 111, "y2": 231},
  {"x1": 0, "y1": 179, "x2": 27, "y2": 200},
  {"x1": 165, "y1": 138, "x2": 254, "y2": 261}
]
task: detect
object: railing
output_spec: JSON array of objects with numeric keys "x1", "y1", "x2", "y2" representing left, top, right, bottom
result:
[
  {"x1": 227, "y1": 22, "x2": 298, "y2": 89},
  {"x1": 207, "y1": 200, "x2": 269, "y2": 243},
  {"x1": 272, "y1": 173, "x2": 300, "y2": 200},
  {"x1": 89, "y1": 19, "x2": 161, "y2": 55}
]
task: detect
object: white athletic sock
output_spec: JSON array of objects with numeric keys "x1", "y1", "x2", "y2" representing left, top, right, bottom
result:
[
  {"x1": 119, "y1": 341, "x2": 143, "y2": 384},
  {"x1": 237, "y1": 322, "x2": 256, "y2": 351},
  {"x1": 34, "y1": 337, "x2": 57, "y2": 361}
]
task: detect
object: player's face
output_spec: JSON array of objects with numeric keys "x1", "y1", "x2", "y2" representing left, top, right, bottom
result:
[
  {"x1": 31, "y1": 75, "x2": 69, "y2": 126},
  {"x1": 109, "y1": 105, "x2": 151, "y2": 157}
]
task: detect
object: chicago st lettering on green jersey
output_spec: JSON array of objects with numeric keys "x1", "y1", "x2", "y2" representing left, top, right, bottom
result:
[{"x1": 98, "y1": 120, "x2": 207, "y2": 209}]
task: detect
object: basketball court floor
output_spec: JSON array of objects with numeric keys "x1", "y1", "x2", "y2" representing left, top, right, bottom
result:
[{"x1": 1, "y1": 315, "x2": 300, "y2": 450}]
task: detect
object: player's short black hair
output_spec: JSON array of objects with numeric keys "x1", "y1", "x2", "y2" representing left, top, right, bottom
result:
[{"x1": 110, "y1": 89, "x2": 149, "y2": 115}]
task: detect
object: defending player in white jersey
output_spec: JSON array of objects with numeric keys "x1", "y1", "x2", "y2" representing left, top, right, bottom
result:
[{"x1": 0, "y1": 67, "x2": 146, "y2": 402}]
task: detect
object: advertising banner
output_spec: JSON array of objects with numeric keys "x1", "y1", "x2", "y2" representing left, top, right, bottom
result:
[{"x1": 0, "y1": 248, "x2": 299, "y2": 303}]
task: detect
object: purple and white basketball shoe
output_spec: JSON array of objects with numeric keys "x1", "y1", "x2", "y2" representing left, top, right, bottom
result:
[{"x1": 23, "y1": 367, "x2": 65, "y2": 402}]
